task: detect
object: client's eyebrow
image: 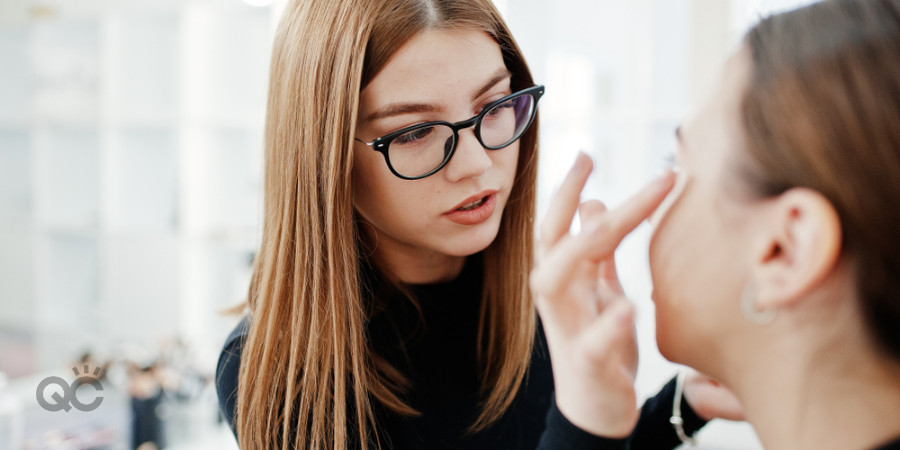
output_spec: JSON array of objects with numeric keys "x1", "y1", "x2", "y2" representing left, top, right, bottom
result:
[
  {"x1": 675, "y1": 125, "x2": 688, "y2": 153},
  {"x1": 365, "y1": 68, "x2": 512, "y2": 122}
]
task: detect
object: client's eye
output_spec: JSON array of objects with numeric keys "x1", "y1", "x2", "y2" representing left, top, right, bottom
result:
[{"x1": 662, "y1": 150, "x2": 682, "y2": 173}]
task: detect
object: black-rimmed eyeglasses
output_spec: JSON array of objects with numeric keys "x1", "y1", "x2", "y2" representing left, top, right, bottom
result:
[{"x1": 355, "y1": 85, "x2": 545, "y2": 180}]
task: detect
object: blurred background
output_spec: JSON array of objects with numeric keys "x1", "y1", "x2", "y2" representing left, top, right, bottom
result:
[{"x1": 0, "y1": 0, "x2": 816, "y2": 448}]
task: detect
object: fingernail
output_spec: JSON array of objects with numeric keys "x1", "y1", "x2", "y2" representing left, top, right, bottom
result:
[
  {"x1": 572, "y1": 151, "x2": 592, "y2": 173},
  {"x1": 653, "y1": 168, "x2": 676, "y2": 188}
]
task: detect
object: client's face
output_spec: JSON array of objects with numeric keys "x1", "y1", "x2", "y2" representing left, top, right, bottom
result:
[{"x1": 648, "y1": 49, "x2": 768, "y2": 372}]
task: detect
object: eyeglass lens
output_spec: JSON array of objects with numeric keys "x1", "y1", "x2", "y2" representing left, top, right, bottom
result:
[{"x1": 388, "y1": 92, "x2": 535, "y2": 178}]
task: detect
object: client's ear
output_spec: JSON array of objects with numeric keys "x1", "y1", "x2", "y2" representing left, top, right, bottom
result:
[{"x1": 752, "y1": 188, "x2": 842, "y2": 310}]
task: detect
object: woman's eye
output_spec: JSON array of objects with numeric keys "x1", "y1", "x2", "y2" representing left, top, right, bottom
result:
[
  {"x1": 395, "y1": 126, "x2": 433, "y2": 145},
  {"x1": 484, "y1": 99, "x2": 514, "y2": 116}
]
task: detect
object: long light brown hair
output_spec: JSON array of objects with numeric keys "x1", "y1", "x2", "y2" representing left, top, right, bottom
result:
[
  {"x1": 235, "y1": 0, "x2": 539, "y2": 448},
  {"x1": 739, "y1": 0, "x2": 900, "y2": 359}
]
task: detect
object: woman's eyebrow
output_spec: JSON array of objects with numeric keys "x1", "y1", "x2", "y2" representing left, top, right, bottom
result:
[
  {"x1": 471, "y1": 68, "x2": 512, "y2": 102},
  {"x1": 365, "y1": 103, "x2": 441, "y2": 122},
  {"x1": 365, "y1": 68, "x2": 512, "y2": 123}
]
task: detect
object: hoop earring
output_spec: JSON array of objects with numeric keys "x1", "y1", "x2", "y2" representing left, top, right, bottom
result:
[{"x1": 741, "y1": 284, "x2": 776, "y2": 325}]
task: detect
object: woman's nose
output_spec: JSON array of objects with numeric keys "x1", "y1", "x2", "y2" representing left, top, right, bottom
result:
[{"x1": 442, "y1": 129, "x2": 491, "y2": 182}]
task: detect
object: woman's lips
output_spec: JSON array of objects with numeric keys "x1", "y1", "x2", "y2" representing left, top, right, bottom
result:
[{"x1": 443, "y1": 193, "x2": 498, "y2": 225}]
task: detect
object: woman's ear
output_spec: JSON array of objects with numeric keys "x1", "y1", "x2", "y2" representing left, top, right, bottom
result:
[{"x1": 752, "y1": 188, "x2": 842, "y2": 310}]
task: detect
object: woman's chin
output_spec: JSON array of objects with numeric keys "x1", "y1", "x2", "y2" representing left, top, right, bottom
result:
[
  {"x1": 444, "y1": 223, "x2": 502, "y2": 256},
  {"x1": 445, "y1": 237, "x2": 495, "y2": 257}
]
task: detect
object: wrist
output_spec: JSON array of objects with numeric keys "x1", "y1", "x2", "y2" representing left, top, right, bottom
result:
[{"x1": 555, "y1": 392, "x2": 637, "y2": 439}]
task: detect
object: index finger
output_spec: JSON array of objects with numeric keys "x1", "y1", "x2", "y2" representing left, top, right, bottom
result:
[
  {"x1": 533, "y1": 170, "x2": 676, "y2": 301},
  {"x1": 539, "y1": 152, "x2": 594, "y2": 251},
  {"x1": 580, "y1": 169, "x2": 677, "y2": 259}
]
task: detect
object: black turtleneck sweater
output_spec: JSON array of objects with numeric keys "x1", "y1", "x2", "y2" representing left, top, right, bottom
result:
[{"x1": 216, "y1": 255, "x2": 708, "y2": 449}]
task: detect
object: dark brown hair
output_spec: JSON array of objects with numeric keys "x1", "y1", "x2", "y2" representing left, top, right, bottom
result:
[{"x1": 740, "y1": 0, "x2": 900, "y2": 359}]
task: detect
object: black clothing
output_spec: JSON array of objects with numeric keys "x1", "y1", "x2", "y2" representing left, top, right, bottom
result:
[
  {"x1": 216, "y1": 256, "x2": 706, "y2": 448},
  {"x1": 131, "y1": 390, "x2": 165, "y2": 449},
  {"x1": 875, "y1": 437, "x2": 900, "y2": 450}
]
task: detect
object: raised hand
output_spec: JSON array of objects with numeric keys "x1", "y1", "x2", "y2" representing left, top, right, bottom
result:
[{"x1": 531, "y1": 152, "x2": 675, "y2": 437}]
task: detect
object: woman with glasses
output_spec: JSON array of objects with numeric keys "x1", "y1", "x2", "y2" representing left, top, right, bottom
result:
[
  {"x1": 214, "y1": 0, "x2": 736, "y2": 448},
  {"x1": 533, "y1": 0, "x2": 900, "y2": 448}
]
